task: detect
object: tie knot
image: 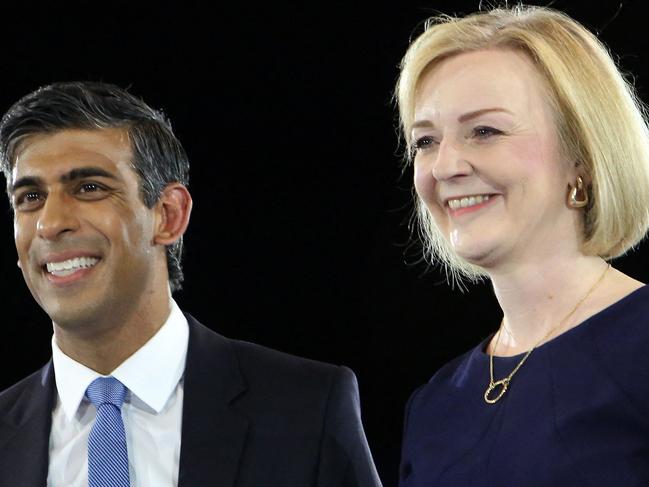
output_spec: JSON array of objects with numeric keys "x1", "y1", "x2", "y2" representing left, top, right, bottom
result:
[{"x1": 86, "y1": 377, "x2": 127, "y2": 409}]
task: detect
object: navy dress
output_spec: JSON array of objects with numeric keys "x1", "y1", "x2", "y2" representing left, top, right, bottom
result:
[{"x1": 400, "y1": 285, "x2": 649, "y2": 486}]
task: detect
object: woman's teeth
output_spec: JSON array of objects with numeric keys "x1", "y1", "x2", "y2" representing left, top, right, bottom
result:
[{"x1": 448, "y1": 194, "x2": 491, "y2": 210}]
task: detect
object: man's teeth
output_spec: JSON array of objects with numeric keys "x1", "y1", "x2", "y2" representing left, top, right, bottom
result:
[
  {"x1": 46, "y1": 257, "x2": 99, "y2": 277},
  {"x1": 448, "y1": 195, "x2": 491, "y2": 210}
]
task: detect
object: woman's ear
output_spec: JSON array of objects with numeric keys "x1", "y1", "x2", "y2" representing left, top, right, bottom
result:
[
  {"x1": 570, "y1": 161, "x2": 591, "y2": 185},
  {"x1": 153, "y1": 183, "x2": 193, "y2": 246}
]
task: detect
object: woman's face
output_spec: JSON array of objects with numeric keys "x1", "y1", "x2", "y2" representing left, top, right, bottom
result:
[{"x1": 412, "y1": 48, "x2": 579, "y2": 271}]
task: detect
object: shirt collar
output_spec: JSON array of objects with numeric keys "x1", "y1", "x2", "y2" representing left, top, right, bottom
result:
[{"x1": 52, "y1": 299, "x2": 189, "y2": 421}]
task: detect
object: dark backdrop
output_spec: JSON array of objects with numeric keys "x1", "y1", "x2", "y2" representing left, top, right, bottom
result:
[{"x1": 1, "y1": 1, "x2": 648, "y2": 485}]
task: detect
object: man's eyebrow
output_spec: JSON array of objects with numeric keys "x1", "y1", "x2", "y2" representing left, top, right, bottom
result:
[
  {"x1": 9, "y1": 167, "x2": 119, "y2": 194},
  {"x1": 411, "y1": 108, "x2": 514, "y2": 130},
  {"x1": 9, "y1": 176, "x2": 43, "y2": 194},
  {"x1": 60, "y1": 167, "x2": 118, "y2": 183}
]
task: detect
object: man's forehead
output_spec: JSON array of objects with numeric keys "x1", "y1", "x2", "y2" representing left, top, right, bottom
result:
[{"x1": 12, "y1": 128, "x2": 133, "y2": 181}]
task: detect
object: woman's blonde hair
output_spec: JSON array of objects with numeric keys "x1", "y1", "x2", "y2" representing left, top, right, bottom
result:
[{"x1": 397, "y1": 5, "x2": 649, "y2": 282}]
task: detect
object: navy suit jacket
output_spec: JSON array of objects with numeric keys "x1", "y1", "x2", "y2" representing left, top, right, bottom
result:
[{"x1": 0, "y1": 314, "x2": 382, "y2": 486}]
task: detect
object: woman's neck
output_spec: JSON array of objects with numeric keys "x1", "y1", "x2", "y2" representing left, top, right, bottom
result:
[{"x1": 487, "y1": 253, "x2": 611, "y2": 355}]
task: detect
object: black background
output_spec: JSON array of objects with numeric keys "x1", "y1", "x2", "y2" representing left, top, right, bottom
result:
[{"x1": 1, "y1": 1, "x2": 649, "y2": 485}]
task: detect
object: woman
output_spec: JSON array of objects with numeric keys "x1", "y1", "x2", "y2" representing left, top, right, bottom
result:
[{"x1": 396, "y1": 6, "x2": 649, "y2": 486}]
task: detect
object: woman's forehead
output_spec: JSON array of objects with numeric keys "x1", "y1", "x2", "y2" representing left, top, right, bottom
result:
[{"x1": 414, "y1": 49, "x2": 551, "y2": 121}]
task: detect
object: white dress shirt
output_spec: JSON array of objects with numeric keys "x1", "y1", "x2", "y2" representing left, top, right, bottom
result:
[{"x1": 47, "y1": 300, "x2": 189, "y2": 487}]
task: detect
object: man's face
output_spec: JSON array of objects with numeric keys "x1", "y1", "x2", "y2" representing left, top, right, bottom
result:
[{"x1": 10, "y1": 128, "x2": 164, "y2": 331}]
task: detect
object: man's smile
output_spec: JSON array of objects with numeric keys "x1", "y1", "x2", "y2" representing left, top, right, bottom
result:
[{"x1": 45, "y1": 256, "x2": 100, "y2": 277}]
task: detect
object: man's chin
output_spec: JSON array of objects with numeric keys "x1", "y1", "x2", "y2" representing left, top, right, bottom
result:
[{"x1": 47, "y1": 303, "x2": 103, "y2": 335}]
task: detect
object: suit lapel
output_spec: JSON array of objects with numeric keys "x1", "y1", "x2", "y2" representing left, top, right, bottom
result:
[
  {"x1": 178, "y1": 316, "x2": 249, "y2": 487},
  {"x1": 0, "y1": 362, "x2": 54, "y2": 486}
]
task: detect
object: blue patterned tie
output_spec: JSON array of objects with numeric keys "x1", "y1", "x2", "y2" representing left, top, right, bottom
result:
[{"x1": 86, "y1": 377, "x2": 130, "y2": 487}]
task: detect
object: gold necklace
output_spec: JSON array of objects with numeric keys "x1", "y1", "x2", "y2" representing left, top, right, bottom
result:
[{"x1": 484, "y1": 263, "x2": 610, "y2": 404}]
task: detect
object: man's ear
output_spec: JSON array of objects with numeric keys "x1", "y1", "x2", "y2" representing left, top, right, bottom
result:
[{"x1": 153, "y1": 183, "x2": 193, "y2": 246}]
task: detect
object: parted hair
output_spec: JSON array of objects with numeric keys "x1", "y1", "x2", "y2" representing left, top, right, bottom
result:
[
  {"x1": 0, "y1": 81, "x2": 190, "y2": 292},
  {"x1": 397, "y1": 5, "x2": 649, "y2": 281}
]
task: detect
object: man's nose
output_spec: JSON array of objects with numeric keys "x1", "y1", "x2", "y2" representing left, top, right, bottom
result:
[{"x1": 36, "y1": 193, "x2": 80, "y2": 240}]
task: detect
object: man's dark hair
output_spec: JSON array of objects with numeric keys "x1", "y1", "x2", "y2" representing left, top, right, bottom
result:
[{"x1": 0, "y1": 81, "x2": 190, "y2": 292}]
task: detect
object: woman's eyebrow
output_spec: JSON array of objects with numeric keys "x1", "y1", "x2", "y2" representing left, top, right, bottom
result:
[
  {"x1": 412, "y1": 107, "x2": 513, "y2": 130},
  {"x1": 458, "y1": 107, "x2": 513, "y2": 123}
]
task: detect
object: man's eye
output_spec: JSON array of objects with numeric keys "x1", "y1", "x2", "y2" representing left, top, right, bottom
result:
[
  {"x1": 79, "y1": 183, "x2": 100, "y2": 193},
  {"x1": 14, "y1": 191, "x2": 44, "y2": 210},
  {"x1": 76, "y1": 182, "x2": 110, "y2": 200}
]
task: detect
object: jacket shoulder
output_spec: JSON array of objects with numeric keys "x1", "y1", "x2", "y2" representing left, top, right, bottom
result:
[
  {"x1": 185, "y1": 313, "x2": 354, "y2": 408},
  {"x1": 0, "y1": 365, "x2": 50, "y2": 413},
  {"x1": 231, "y1": 337, "x2": 341, "y2": 380},
  {"x1": 228, "y1": 336, "x2": 356, "y2": 416}
]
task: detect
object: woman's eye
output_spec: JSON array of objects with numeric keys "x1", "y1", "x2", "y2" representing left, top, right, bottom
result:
[
  {"x1": 413, "y1": 135, "x2": 438, "y2": 151},
  {"x1": 473, "y1": 126, "x2": 502, "y2": 139}
]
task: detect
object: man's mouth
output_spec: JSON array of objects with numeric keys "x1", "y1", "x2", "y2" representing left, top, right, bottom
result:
[{"x1": 45, "y1": 257, "x2": 100, "y2": 277}]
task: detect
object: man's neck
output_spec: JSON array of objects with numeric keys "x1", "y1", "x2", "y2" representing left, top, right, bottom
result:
[{"x1": 53, "y1": 296, "x2": 172, "y2": 375}]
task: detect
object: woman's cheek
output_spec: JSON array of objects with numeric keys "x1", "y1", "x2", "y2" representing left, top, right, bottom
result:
[{"x1": 413, "y1": 160, "x2": 438, "y2": 207}]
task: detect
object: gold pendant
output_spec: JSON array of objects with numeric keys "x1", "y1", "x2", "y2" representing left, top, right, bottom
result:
[{"x1": 484, "y1": 378, "x2": 509, "y2": 404}]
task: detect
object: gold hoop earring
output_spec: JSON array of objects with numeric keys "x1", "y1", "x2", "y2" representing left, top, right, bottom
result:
[{"x1": 569, "y1": 176, "x2": 588, "y2": 208}]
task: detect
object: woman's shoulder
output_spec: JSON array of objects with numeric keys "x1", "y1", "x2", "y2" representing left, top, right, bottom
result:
[
  {"x1": 572, "y1": 284, "x2": 649, "y2": 412},
  {"x1": 584, "y1": 282, "x2": 649, "y2": 335},
  {"x1": 566, "y1": 283, "x2": 649, "y2": 369},
  {"x1": 405, "y1": 284, "x2": 649, "y2": 416},
  {"x1": 405, "y1": 342, "x2": 486, "y2": 415}
]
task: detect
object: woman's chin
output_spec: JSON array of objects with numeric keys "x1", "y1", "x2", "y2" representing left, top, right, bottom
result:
[{"x1": 452, "y1": 242, "x2": 501, "y2": 270}]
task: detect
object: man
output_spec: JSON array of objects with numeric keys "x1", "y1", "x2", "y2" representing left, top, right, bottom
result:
[{"x1": 0, "y1": 82, "x2": 381, "y2": 487}]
